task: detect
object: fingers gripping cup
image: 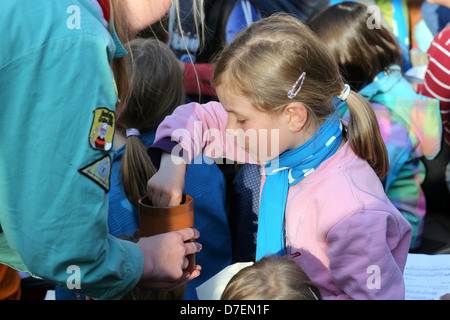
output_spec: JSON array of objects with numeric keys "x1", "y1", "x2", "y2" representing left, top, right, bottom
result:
[{"x1": 138, "y1": 194, "x2": 195, "y2": 273}]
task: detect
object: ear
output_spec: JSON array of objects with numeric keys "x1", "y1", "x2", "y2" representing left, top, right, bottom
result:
[{"x1": 283, "y1": 102, "x2": 308, "y2": 132}]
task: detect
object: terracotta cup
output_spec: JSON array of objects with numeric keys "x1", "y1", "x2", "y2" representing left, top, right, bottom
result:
[{"x1": 138, "y1": 194, "x2": 195, "y2": 273}]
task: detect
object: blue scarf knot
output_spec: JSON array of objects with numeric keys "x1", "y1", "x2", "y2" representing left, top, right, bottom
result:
[{"x1": 255, "y1": 113, "x2": 343, "y2": 260}]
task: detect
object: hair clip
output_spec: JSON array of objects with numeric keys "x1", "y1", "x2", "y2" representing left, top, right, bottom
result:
[
  {"x1": 337, "y1": 84, "x2": 351, "y2": 101},
  {"x1": 287, "y1": 72, "x2": 306, "y2": 99}
]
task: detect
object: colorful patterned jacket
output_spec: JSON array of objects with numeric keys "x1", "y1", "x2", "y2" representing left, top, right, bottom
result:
[{"x1": 338, "y1": 65, "x2": 442, "y2": 249}]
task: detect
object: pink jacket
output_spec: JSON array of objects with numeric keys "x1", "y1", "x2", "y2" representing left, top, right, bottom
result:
[{"x1": 152, "y1": 101, "x2": 412, "y2": 300}]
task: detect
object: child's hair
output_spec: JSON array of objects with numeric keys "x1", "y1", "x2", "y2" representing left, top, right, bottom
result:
[
  {"x1": 213, "y1": 14, "x2": 389, "y2": 178},
  {"x1": 119, "y1": 231, "x2": 186, "y2": 300},
  {"x1": 307, "y1": 2, "x2": 403, "y2": 91},
  {"x1": 109, "y1": 0, "x2": 131, "y2": 114},
  {"x1": 220, "y1": 255, "x2": 321, "y2": 300},
  {"x1": 110, "y1": 0, "x2": 204, "y2": 113},
  {"x1": 117, "y1": 38, "x2": 185, "y2": 206}
]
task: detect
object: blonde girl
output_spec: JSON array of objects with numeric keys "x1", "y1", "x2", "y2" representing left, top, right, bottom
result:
[{"x1": 147, "y1": 14, "x2": 412, "y2": 299}]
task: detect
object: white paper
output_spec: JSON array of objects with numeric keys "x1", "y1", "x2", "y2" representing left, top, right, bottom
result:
[
  {"x1": 196, "y1": 262, "x2": 254, "y2": 300},
  {"x1": 44, "y1": 290, "x2": 55, "y2": 300},
  {"x1": 404, "y1": 253, "x2": 450, "y2": 300}
]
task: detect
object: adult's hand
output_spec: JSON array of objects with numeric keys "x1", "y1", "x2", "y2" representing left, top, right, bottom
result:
[{"x1": 136, "y1": 228, "x2": 202, "y2": 290}]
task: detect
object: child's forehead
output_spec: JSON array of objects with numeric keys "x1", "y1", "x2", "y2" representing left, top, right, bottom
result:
[
  {"x1": 219, "y1": 94, "x2": 252, "y2": 116},
  {"x1": 217, "y1": 85, "x2": 248, "y2": 104}
]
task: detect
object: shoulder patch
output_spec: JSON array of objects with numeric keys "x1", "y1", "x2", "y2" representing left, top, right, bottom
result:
[
  {"x1": 78, "y1": 155, "x2": 111, "y2": 192},
  {"x1": 89, "y1": 108, "x2": 115, "y2": 151}
]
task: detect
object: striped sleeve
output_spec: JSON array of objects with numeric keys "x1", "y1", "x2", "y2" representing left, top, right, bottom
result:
[{"x1": 420, "y1": 27, "x2": 450, "y2": 146}]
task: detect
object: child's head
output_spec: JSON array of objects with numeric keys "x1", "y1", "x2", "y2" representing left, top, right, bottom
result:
[
  {"x1": 220, "y1": 255, "x2": 321, "y2": 300},
  {"x1": 118, "y1": 38, "x2": 185, "y2": 206},
  {"x1": 110, "y1": 0, "x2": 203, "y2": 112},
  {"x1": 213, "y1": 14, "x2": 389, "y2": 178},
  {"x1": 118, "y1": 37, "x2": 185, "y2": 131},
  {"x1": 213, "y1": 14, "x2": 341, "y2": 127},
  {"x1": 308, "y1": 2, "x2": 402, "y2": 91}
]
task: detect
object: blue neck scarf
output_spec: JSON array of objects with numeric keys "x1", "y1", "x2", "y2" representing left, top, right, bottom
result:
[{"x1": 255, "y1": 113, "x2": 343, "y2": 260}]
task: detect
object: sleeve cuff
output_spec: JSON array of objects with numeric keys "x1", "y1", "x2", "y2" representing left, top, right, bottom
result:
[{"x1": 147, "y1": 138, "x2": 184, "y2": 169}]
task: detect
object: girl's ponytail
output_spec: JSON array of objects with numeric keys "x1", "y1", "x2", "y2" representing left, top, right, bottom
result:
[
  {"x1": 345, "y1": 90, "x2": 389, "y2": 178},
  {"x1": 120, "y1": 135, "x2": 156, "y2": 206}
]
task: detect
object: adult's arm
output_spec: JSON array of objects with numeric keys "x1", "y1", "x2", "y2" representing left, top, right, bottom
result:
[{"x1": 0, "y1": 8, "x2": 142, "y2": 299}]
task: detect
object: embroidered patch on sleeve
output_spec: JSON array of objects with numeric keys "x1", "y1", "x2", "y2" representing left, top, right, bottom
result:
[
  {"x1": 89, "y1": 108, "x2": 115, "y2": 152},
  {"x1": 78, "y1": 155, "x2": 111, "y2": 192}
]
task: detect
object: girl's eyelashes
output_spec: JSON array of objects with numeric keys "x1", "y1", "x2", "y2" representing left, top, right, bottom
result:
[{"x1": 237, "y1": 119, "x2": 246, "y2": 124}]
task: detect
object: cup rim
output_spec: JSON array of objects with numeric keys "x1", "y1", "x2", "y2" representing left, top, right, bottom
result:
[{"x1": 138, "y1": 194, "x2": 193, "y2": 209}]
